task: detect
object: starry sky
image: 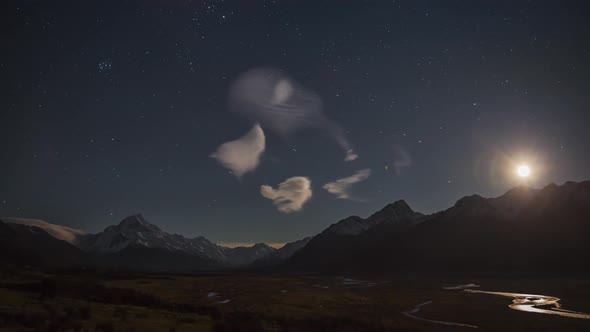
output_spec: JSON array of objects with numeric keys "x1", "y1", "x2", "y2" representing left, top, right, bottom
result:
[{"x1": 2, "y1": 0, "x2": 590, "y2": 245}]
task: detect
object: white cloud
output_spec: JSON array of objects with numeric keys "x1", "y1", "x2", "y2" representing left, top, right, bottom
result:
[
  {"x1": 344, "y1": 149, "x2": 358, "y2": 162},
  {"x1": 4, "y1": 218, "x2": 86, "y2": 244},
  {"x1": 230, "y1": 67, "x2": 356, "y2": 161},
  {"x1": 271, "y1": 79, "x2": 294, "y2": 104},
  {"x1": 323, "y1": 169, "x2": 371, "y2": 199},
  {"x1": 260, "y1": 176, "x2": 312, "y2": 213},
  {"x1": 210, "y1": 124, "x2": 265, "y2": 177}
]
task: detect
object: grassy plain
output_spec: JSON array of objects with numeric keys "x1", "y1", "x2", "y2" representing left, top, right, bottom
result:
[{"x1": 1, "y1": 270, "x2": 589, "y2": 331}]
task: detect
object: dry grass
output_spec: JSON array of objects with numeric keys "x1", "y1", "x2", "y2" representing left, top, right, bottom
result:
[{"x1": 1, "y1": 272, "x2": 589, "y2": 331}]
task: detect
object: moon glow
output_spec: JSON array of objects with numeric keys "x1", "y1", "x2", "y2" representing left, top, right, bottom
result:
[{"x1": 517, "y1": 165, "x2": 531, "y2": 177}]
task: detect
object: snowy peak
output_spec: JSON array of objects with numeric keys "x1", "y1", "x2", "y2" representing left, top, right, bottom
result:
[
  {"x1": 77, "y1": 214, "x2": 277, "y2": 266},
  {"x1": 80, "y1": 214, "x2": 217, "y2": 258},
  {"x1": 118, "y1": 214, "x2": 148, "y2": 227},
  {"x1": 115, "y1": 214, "x2": 160, "y2": 232}
]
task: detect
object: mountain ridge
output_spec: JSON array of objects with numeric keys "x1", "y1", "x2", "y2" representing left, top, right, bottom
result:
[
  {"x1": 2, "y1": 180, "x2": 589, "y2": 273},
  {"x1": 281, "y1": 180, "x2": 590, "y2": 273},
  {"x1": 2, "y1": 218, "x2": 87, "y2": 244},
  {"x1": 77, "y1": 214, "x2": 276, "y2": 266}
]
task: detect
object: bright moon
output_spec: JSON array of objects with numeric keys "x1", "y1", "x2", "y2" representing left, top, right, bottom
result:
[{"x1": 517, "y1": 165, "x2": 531, "y2": 177}]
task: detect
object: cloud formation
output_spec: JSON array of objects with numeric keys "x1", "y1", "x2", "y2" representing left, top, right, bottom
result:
[
  {"x1": 210, "y1": 124, "x2": 265, "y2": 177},
  {"x1": 344, "y1": 149, "x2": 358, "y2": 161},
  {"x1": 229, "y1": 67, "x2": 357, "y2": 162},
  {"x1": 391, "y1": 146, "x2": 412, "y2": 174},
  {"x1": 323, "y1": 169, "x2": 371, "y2": 199},
  {"x1": 4, "y1": 218, "x2": 86, "y2": 244},
  {"x1": 260, "y1": 176, "x2": 312, "y2": 213}
]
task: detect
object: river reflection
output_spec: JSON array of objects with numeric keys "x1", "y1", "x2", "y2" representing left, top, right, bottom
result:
[
  {"x1": 405, "y1": 284, "x2": 590, "y2": 328},
  {"x1": 464, "y1": 289, "x2": 590, "y2": 320}
]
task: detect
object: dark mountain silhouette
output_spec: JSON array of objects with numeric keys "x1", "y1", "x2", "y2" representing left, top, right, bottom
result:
[
  {"x1": 223, "y1": 243, "x2": 276, "y2": 266},
  {"x1": 281, "y1": 200, "x2": 425, "y2": 272},
  {"x1": 250, "y1": 237, "x2": 313, "y2": 269},
  {"x1": 2, "y1": 218, "x2": 87, "y2": 245},
  {"x1": 323, "y1": 200, "x2": 424, "y2": 236},
  {"x1": 2, "y1": 181, "x2": 589, "y2": 274},
  {"x1": 282, "y1": 181, "x2": 590, "y2": 274},
  {"x1": 0, "y1": 219, "x2": 89, "y2": 268}
]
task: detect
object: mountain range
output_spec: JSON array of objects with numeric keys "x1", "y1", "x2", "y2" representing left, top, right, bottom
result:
[
  {"x1": 283, "y1": 180, "x2": 590, "y2": 274},
  {"x1": 1, "y1": 180, "x2": 589, "y2": 274},
  {"x1": 3, "y1": 214, "x2": 299, "y2": 271},
  {"x1": 0, "y1": 220, "x2": 87, "y2": 268}
]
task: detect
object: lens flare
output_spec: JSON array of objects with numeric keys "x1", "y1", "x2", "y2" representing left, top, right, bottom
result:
[{"x1": 517, "y1": 165, "x2": 531, "y2": 177}]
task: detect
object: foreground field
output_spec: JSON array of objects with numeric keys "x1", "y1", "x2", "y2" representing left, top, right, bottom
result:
[{"x1": 1, "y1": 270, "x2": 589, "y2": 331}]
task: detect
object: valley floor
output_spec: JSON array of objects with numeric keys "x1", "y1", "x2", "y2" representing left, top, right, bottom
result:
[{"x1": 1, "y1": 270, "x2": 590, "y2": 331}]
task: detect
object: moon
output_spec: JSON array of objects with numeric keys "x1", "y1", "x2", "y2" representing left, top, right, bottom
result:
[{"x1": 517, "y1": 164, "x2": 531, "y2": 177}]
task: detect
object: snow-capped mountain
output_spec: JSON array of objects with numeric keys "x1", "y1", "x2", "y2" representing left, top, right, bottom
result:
[
  {"x1": 3, "y1": 181, "x2": 590, "y2": 273},
  {"x1": 78, "y1": 214, "x2": 275, "y2": 266}
]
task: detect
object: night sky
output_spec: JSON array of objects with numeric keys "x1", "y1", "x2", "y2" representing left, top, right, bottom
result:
[{"x1": 2, "y1": 0, "x2": 590, "y2": 245}]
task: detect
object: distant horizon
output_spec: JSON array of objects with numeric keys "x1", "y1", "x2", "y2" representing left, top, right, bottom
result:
[
  {"x1": 7, "y1": 176, "x2": 588, "y2": 244},
  {"x1": 216, "y1": 242, "x2": 286, "y2": 249},
  {"x1": 2, "y1": 179, "x2": 587, "y2": 247}
]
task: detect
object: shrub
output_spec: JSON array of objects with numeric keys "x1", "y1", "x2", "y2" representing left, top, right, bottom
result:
[{"x1": 96, "y1": 321, "x2": 115, "y2": 332}]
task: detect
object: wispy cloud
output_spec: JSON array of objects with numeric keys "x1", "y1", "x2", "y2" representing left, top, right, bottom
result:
[
  {"x1": 323, "y1": 169, "x2": 371, "y2": 199},
  {"x1": 3, "y1": 218, "x2": 86, "y2": 244},
  {"x1": 260, "y1": 176, "x2": 312, "y2": 213},
  {"x1": 391, "y1": 146, "x2": 412, "y2": 174},
  {"x1": 230, "y1": 67, "x2": 357, "y2": 161},
  {"x1": 210, "y1": 124, "x2": 265, "y2": 178}
]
